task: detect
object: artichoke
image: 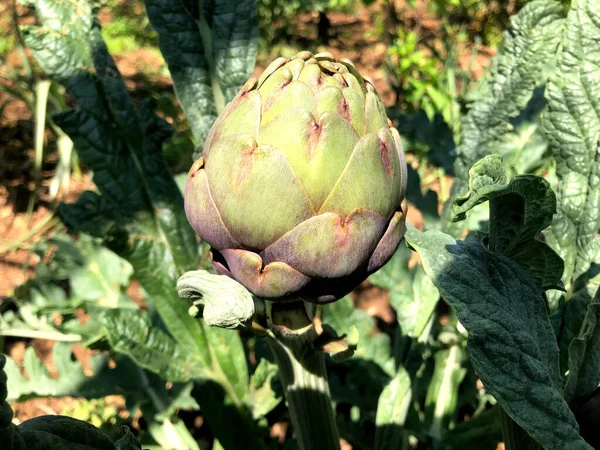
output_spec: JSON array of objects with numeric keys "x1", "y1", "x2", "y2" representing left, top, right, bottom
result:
[{"x1": 185, "y1": 51, "x2": 407, "y2": 304}]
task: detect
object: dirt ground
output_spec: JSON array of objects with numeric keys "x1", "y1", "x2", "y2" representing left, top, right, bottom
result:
[{"x1": 0, "y1": 0, "x2": 494, "y2": 442}]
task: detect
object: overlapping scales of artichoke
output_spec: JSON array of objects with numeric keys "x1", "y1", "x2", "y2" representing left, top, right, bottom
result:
[{"x1": 185, "y1": 51, "x2": 407, "y2": 304}]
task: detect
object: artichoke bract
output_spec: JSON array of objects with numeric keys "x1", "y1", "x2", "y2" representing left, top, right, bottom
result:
[{"x1": 185, "y1": 51, "x2": 407, "y2": 304}]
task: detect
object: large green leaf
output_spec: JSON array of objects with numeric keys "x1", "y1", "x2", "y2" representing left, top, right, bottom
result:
[
  {"x1": 542, "y1": 0, "x2": 600, "y2": 384},
  {"x1": 99, "y1": 309, "x2": 207, "y2": 382},
  {"x1": 19, "y1": 4, "x2": 255, "y2": 448},
  {"x1": 444, "y1": 0, "x2": 565, "y2": 231},
  {"x1": 203, "y1": 325, "x2": 249, "y2": 402},
  {"x1": 405, "y1": 225, "x2": 590, "y2": 450},
  {"x1": 145, "y1": 0, "x2": 258, "y2": 153},
  {"x1": 19, "y1": 0, "x2": 94, "y2": 79},
  {"x1": 19, "y1": 0, "x2": 205, "y2": 360},
  {"x1": 543, "y1": 0, "x2": 600, "y2": 283}
]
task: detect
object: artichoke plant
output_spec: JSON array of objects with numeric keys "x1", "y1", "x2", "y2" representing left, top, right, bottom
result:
[{"x1": 185, "y1": 51, "x2": 407, "y2": 304}]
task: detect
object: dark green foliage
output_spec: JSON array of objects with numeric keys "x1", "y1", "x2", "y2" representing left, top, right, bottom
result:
[
  {"x1": 453, "y1": 155, "x2": 564, "y2": 290},
  {"x1": 542, "y1": 0, "x2": 600, "y2": 413},
  {"x1": 10, "y1": 0, "x2": 266, "y2": 448},
  {"x1": 1, "y1": 354, "x2": 140, "y2": 450},
  {"x1": 406, "y1": 154, "x2": 594, "y2": 449},
  {"x1": 145, "y1": 0, "x2": 258, "y2": 157},
  {"x1": 444, "y1": 0, "x2": 565, "y2": 232}
]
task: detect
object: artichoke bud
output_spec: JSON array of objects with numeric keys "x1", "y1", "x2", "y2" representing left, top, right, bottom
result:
[{"x1": 185, "y1": 51, "x2": 407, "y2": 304}]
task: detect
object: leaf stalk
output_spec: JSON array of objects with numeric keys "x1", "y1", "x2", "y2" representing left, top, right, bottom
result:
[{"x1": 267, "y1": 333, "x2": 341, "y2": 450}]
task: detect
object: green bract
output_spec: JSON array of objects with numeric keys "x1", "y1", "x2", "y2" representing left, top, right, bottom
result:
[{"x1": 185, "y1": 51, "x2": 407, "y2": 303}]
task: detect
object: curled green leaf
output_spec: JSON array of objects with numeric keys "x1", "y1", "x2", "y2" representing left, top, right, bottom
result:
[
  {"x1": 177, "y1": 270, "x2": 255, "y2": 329},
  {"x1": 453, "y1": 154, "x2": 507, "y2": 221},
  {"x1": 452, "y1": 155, "x2": 563, "y2": 290}
]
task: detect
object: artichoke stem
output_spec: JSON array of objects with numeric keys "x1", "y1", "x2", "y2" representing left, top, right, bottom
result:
[{"x1": 267, "y1": 332, "x2": 341, "y2": 450}]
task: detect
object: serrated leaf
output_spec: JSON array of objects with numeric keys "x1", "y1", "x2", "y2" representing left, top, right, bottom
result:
[
  {"x1": 374, "y1": 366, "x2": 411, "y2": 450},
  {"x1": 564, "y1": 288, "x2": 600, "y2": 403},
  {"x1": 455, "y1": 0, "x2": 564, "y2": 172},
  {"x1": 145, "y1": 0, "x2": 258, "y2": 152},
  {"x1": 543, "y1": 0, "x2": 600, "y2": 283},
  {"x1": 99, "y1": 309, "x2": 207, "y2": 382},
  {"x1": 445, "y1": 0, "x2": 565, "y2": 231},
  {"x1": 20, "y1": 5, "x2": 256, "y2": 448},
  {"x1": 20, "y1": 0, "x2": 211, "y2": 373},
  {"x1": 5, "y1": 344, "x2": 138, "y2": 402},
  {"x1": 540, "y1": 0, "x2": 600, "y2": 381},
  {"x1": 19, "y1": 0, "x2": 93, "y2": 79},
  {"x1": 405, "y1": 225, "x2": 591, "y2": 450}
]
